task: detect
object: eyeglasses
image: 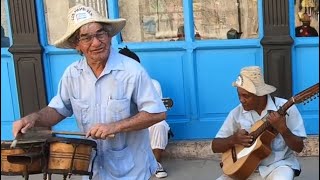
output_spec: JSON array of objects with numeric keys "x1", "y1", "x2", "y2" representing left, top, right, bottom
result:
[{"x1": 78, "y1": 31, "x2": 108, "y2": 44}]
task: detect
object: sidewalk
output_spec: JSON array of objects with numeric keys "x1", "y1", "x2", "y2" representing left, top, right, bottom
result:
[
  {"x1": 1, "y1": 156, "x2": 318, "y2": 180},
  {"x1": 151, "y1": 156, "x2": 319, "y2": 180}
]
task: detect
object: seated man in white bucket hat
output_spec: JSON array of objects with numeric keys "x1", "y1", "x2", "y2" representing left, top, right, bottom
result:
[
  {"x1": 12, "y1": 4, "x2": 166, "y2": 180},
  {"x1": 211, "y1": 66, "x2": 306, "y2": 180}
]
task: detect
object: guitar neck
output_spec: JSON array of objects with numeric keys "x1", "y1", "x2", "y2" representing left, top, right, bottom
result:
[
  {"x1": 249, "y1": 116, "x2": 272, "y2": 139},
  {"x1": 249, "y1": 83, "x2": 319, "y2": 139}
]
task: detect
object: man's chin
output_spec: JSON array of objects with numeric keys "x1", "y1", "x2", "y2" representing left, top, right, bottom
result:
[
  {"x1": 242, "y1": 106, "x2": 250, "y2": 111},
  {"x1": 90, "y1": 51, "x2": 108, "y2": 60}
]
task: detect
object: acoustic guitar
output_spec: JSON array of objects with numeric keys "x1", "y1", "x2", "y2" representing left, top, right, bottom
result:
[{"x1": 220, "y1": 83, "x2": 319, "y2": 180}]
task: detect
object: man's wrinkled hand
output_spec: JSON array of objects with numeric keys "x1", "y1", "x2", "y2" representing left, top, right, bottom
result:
[
  {"x1": 86, "y1": 123, "x2": 116, "y2": 139},
  {"x1": 233, "y1": 129, "x2": 253, "y2": 147},
  {"x1": 12, "y1": 115, "x2": 37, "y2": 138},
  {"x1": 267, "y1": 111, "x2": 288, "y2": 134}
]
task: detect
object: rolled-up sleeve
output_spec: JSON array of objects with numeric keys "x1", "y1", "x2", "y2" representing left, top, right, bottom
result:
[
  {"x1": 48, "y1": 71, "x2": 73, "y2": 117},
  {"x1": 133, "y1": 68, "x2": 166, "y2": 114}
]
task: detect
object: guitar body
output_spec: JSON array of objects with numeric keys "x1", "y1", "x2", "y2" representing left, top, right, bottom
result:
[{"x1": 221, "y1": 120, "x2": 277, "y2": 180}]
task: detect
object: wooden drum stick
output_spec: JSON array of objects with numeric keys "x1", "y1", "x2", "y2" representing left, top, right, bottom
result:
[
  {"x1": 10, "y1": 133, "x2": 22, "y2": 149},
  {"x1": 52, "y1": 131, "x2": 115, "y2": 138}
]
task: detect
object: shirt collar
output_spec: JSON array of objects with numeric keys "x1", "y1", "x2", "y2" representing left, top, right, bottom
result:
[
  {"x1": 265, "y1": 95, "x2": 278, "y2": 111},
  {"x1": 104, "y1": 48, "x2": 125, "y2": 74}
]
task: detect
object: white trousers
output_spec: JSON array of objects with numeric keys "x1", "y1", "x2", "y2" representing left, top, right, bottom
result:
[
  {"x1": 216, "y1": 166, "x2": 295, "y2": 180},
  {"x1": 149, "y1": 120, "x2": 170, "y2": 150}
]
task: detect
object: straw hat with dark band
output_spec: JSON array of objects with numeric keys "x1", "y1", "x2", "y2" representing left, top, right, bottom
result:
[{"x1": 54, "y1": 4, "x2": 126, "y2": 49}]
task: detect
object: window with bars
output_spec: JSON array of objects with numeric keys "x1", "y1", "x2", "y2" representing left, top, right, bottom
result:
[
  {"x1": 1, "y1": 0, "x2": 10, "y2": 47},
  {"x1": 119, "y1": 0, "x2": 258, "y2": 42}
]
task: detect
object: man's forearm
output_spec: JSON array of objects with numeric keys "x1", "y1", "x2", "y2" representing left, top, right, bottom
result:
[
  {"x1": 281, "y1": 128, "x2": 304, "y2": 153},
  {"x1": 114, "y1": 111, "x2": 166, "y2": 133},
  {"x1": 211, "y1": 136, "x2": 235, "y2": 153},
  {"x1": 24, "y1": 106, "x2": 65, "y2": 127}
]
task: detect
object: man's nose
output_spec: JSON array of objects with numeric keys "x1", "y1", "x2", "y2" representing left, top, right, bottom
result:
[
  {"x1": 91, "y1": 36, "x2": 102, "y2": 46},
  {"x1": 239, "y1": 98, "x2": 246, "y2": 104}
]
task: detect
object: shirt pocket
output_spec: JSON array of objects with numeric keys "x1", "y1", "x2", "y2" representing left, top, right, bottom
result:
[
  {"x1": 104, "y1": 146, "x2": 134, "y2": 177},
  {"x1": 107, "y1": 98, "x2": 131, "y2": 121},
  {"x1": 106, "y1": 98, "x2": 131, "y2": 150},
  {"x1": 70, "y1": 97, "x2": 90, "y2": 125}
]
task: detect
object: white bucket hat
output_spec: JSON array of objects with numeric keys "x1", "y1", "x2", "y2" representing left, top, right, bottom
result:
[
  {"x1": 54, "y1": 4, "x2": 126, "y2": 49},
  {"x1": 232, "y1": 66, "x2": 276, "y2": 96}
]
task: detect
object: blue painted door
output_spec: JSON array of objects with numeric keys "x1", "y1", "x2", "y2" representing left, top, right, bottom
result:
[{"x1": 1, "y1": 0, "x2": 20, "y2": 140}]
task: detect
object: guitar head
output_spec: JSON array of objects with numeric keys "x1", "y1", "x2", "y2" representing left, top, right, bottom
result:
[
  {"x1": 162, "y1": 98, "x2": 174, "y2": 110},
  {"x1": 292, "y1": 83, "x2": 319, "y2": 104},
  {"x1": 282, "y1": 83, "x2": 319, "y2": 112}
]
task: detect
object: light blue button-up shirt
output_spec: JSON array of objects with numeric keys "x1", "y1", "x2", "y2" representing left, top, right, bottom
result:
[
  {"x1": 215, "y1": 95, "x2": 307, "y2": 178},
  {"x1": 48, "y1": 48, "x2": 167, "y2": 180}
]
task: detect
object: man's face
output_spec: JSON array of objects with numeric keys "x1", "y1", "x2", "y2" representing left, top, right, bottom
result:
[
  {"x1": 302, "y1": 21, "x2": 311, "y2": 26},
  {"x1": 237, "y1": 87, "x2": 258, "y2": 111},
  {"x1": 75, "y1": 22, "x2": 112, "y2": 62}
]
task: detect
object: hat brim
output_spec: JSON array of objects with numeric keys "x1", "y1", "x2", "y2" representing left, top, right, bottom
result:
[
  {"x1": 232, "y1": 75, "x2": 276, "y2": 96},
  {"x1": 255, "y1": 84, "x2": 276, "y2": 96},
  {"x1": 54, "y1": 18, "x2": 126, "y2": 49},
  {"x1": 232, "y1": 75, "x2": 257, "y2": 95}
]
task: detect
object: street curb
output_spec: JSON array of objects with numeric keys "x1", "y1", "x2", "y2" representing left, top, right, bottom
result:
[{"x1": 164, "y1": 135, "x2": 319, "y2": 160}]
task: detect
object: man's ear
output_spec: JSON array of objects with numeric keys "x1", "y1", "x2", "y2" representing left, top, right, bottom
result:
[{"x1": 74, "y1": 44, "x2": 83, "y2": 55}]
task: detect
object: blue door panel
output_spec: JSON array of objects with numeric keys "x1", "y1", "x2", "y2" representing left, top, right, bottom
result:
[
  {"x1": 53, "y1": 117, "x2": 80, "y2": 132},
  {"x1": 293, "y1": 45, "x2": 319, "y2": 135},
  {"x1": 196, "y1": 48, "x2": 261, "y2": 118},
  {"x1": 45, "y1": 53, "x2": 82, "y2": 132},
  {"x1": 45, "y1": 53, "x2": 82, "y2": 99},
  {"x1": 1, "y1": 54, "x2": 20, "y2": 140},
  {"x1": 138, "y1": 51, "x2": 187, "y2": 118},
  {"x1": 169, "y1": 119, "x2": 225, "y2": 140}
]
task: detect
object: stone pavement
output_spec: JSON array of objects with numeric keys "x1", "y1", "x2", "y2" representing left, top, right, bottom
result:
[{"x1": 1, "y1": 156, "x2": 318, "y2": 180}]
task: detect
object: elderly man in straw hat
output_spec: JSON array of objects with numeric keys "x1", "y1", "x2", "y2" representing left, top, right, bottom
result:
[
  {"x1": 211, "y1": 66, "x2": 306, "y2": 180},
  {"x1": 12, "y1": 4, "x2": 166, "y2": 180}
]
